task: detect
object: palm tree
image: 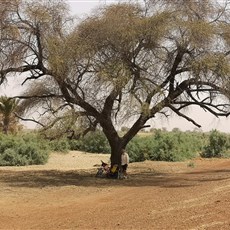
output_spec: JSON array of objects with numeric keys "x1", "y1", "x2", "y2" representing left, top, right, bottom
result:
[{"x1": 0, "y1": 96, "x2": 19, "y2": 134}]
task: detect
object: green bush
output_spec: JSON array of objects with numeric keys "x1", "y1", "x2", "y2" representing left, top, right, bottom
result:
[
  {"x1": 68, "y1": 139, "x2": 82, "y2": 151},
  {"x1": 126, "y1": 137, "x2": 147, "y2": 162},
  {"x1": 127, "y1": 130, "x2": 205, "y2": 162},
  {"x1": 0, "y1": 133, "x2": 49, "y2": 166},
  {"x1": 49, "y1": 138, "x2": 70, "y2": 152},
  {"x1": 0, "y1": 148, "x2": 27, "y2": 166},
  {"x1": 150, "y1": 134, "x2": 179, "y2": 161},
  {"x1": 201, "y1": 130, "x2": 228, "y2": 158},
  {"x1": 69, "y1": 131, "x2": 110, "y2": 154}
]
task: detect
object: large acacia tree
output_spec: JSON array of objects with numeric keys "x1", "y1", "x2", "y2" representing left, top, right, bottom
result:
[{"x1": 1, "y1": 0, "x2": 230, "y2": 165}]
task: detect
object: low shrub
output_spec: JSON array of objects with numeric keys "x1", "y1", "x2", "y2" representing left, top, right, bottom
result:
[
  {"x1": 126, "y1": 137, "x2": 146, "y2": 162},
  {"x1": 201, "y1": 130, "x2": 228, "y2": 158},
  {"x1": 49, "y1": 138, "x2": 70, "y2": 153},
  {"x1": 0, "y1": 133, "x2": 49, "y2": 166},
  {"x1": 127, "y1": 130, "x2": 205, "y2": 162},
  {"x1": 69, "y1": 131, "x2": 110, "y2": 154}
]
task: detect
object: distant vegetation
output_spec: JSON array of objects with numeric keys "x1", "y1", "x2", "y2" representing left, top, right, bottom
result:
[
  {"x1": 1, "y1": 129, "x2": 230, "y2": 166},
  {"x1": 69, "y1": 129, "x2": 230, "y2": 163},
  {"x1": 126, "y1": 129, "x2": 230, "y2": 162}
]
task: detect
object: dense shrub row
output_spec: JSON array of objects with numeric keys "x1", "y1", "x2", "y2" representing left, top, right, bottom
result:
[
  {"x1": 1, "y1": 129, "x2": 230, "y2": 166},
  {"x1": 69, "y1": 131, "x2": 110, "y2": 154},
  {"x1": 0, "y1": 133, "x2": 50, "y2": 166},
  {"x1": 127, "y1": 130, "x2": 207, "y2": 162},
  {"x1": 69, "y1": 129, "x2": 230, "y2": 162}
]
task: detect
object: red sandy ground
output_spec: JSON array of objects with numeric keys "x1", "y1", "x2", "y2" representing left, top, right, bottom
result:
[{"x1": 0, "y1": 152, "x2": 230, "y2": 230}]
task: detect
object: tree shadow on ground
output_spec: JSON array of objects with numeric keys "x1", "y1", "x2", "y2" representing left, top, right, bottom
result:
[{"x1": 1, "y1": 167, "x2": 230, "y2": 189}]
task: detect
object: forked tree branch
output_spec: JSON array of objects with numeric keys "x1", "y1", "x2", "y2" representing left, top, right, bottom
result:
[{"x1": 168, "y1": 104, "x2": 202, "y2": 127}]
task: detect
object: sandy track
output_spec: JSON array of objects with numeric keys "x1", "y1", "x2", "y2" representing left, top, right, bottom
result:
[
  {"x1": 1, "y1": 152, "x2": 230, "y2": 229},
  {"x1": 0, "y1": 151, "x2": 111, "y2": 171}
]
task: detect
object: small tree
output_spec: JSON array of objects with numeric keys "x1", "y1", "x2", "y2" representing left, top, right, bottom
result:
[{"x1": 202, "y1": 130, "x2": 228, "y2": 158}]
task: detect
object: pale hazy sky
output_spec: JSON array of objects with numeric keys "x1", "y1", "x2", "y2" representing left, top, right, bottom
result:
[{"x1": 1, "y1": 0, "x2": 229, "y2": 132}]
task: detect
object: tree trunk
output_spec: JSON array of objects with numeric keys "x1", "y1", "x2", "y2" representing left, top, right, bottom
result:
[
  {"x1": 3, "y1": 117, "x2": 9, "y2": 135},
  {"x1": 101, "y1": 116, "x2": 147, "y2": 167},
  {"x1": 104, "y1": 132, "x2": 124, "y2": 167},
  {"x1": 110, "y1": 145, "x2": 123, "y2": 167}
]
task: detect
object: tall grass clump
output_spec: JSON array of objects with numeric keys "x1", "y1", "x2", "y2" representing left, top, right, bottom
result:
[{"x1": 0, "y1": 133, "x2": 50, "y2": 166}]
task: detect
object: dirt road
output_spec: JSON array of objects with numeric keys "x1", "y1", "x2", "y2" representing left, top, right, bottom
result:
[{"x1": 0, "y1": 151, "x2": 230, "y2": 229}]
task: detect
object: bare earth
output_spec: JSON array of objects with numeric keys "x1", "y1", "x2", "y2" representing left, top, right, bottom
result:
[{"x1": 1, "y1": 151, "x2": 230, "y2": 230}]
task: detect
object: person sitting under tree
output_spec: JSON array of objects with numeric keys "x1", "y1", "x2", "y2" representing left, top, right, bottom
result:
[{"x1": 121, "y1": 149, "x2": 129, "y2": 179}]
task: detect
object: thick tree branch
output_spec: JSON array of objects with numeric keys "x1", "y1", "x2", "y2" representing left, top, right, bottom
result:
[
  {"x1": 168, "y1": 104, "x2": 201, "y2": 127},
  {"x1": 14, "y1": 113, "x2": 45, "y2": 127},
  {"x1": 11, "y1": 94, "x2": 63, "y2": 99}
]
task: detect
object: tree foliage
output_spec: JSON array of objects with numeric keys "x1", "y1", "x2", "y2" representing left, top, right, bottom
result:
[
  {"x1": 0, "y1": 0, "x2": 230, "y2": 165},
  {"x1": 0, "y1": 96, "x2": 22, "y2": 134},
  {"x1": 202, "y1": 129, "x2": 229, "y2": 158}
]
